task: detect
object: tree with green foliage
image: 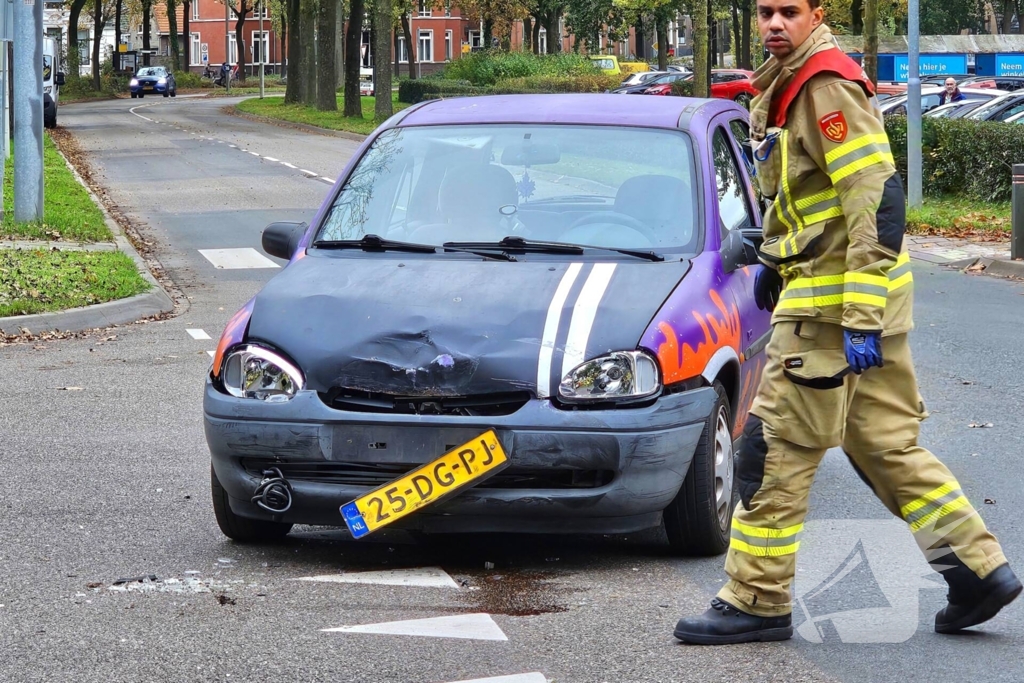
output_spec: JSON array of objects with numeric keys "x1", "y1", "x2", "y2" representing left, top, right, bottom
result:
[{"x1": 67, "y1": 0, "x2": 89, "y2": 78}]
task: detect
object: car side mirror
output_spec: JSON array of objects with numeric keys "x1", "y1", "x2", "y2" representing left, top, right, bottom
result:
[
  {"x1": 262, "y1": 221, "x2": 308, "y2": 260},
  {"x1": 721, "y1": 225, "x2": 762, "y2": 273},
  {"x1": 56, "y1": 72, "x2": 66, "y2": 86}
]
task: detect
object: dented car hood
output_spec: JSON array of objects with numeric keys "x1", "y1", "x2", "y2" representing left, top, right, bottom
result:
[{"x1": 246, "y1": 254, "x2": 690, "y2": 396}]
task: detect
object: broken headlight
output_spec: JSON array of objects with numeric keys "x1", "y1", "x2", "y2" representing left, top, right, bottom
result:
[
  {"x1": 559, "y1": 351, "x2": 661, "y2": 403},
  {"x1": 221, "y1": 344, "x2": 304, "y2": 402}
]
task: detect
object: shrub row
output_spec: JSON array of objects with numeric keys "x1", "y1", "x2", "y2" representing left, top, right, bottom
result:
[
  {"x1": 398, "y1": 78, "x2": 490, "y2": 104},
  {"x1": 884, "y1": 116, "x2": 1024, "y2": 202},
  {"x1": 399, "y1": 73, "x2": 621, "y2": 104},
  {"x1": 440, "y1": 50, "x2": 598, "y2": 86}
]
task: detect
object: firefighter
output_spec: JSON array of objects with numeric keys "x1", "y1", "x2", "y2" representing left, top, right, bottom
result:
[{"x1": 673, "y1": 0, "x2": 1021, "y2": 645}]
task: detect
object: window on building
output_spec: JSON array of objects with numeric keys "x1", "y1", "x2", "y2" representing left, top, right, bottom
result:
[
  {"x1": 538, "y1": 28, "x2": 547, "y2": 54},
  {"x1": 361, "y1": 29, "x2": 372, "y2": 66},
  {"x1": 79, "y1": 30, "x2": 91, "y2": 66},
  {"x1": 444, "y1": 1, "x2": 451, "y2": 16},
  {"x1": 192, "y1": 0, "x2": 199, "y2": 20},
  {"x1": 228, "y1": 34, "x2": 238, "y2": 64},
  {"x1": 418, "y1": 0, "x2": 431, "y2": 16},
  {"x1": 445, "y1": 29, "x2": 452, "y2": 61},
  {"x1": 418, "y1": 29, "x2": 432, "y2": 62},
  {"x1": 252, "y1": 31, "x2": 269, "y2": 63},
  {"x1": 397, "y1": 35, "x2": 408, "y2": 63},
  {"x1": 190, "y1": 32, "x2": 201, "y2": 65},
  {"x1": 469, "y1": 30, "x2": 481, "y2": 48}
]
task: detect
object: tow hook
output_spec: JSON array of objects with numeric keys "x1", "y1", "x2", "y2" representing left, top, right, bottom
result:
[{"x1": 250, "y1": 467, "x2": 293, "y2": 513}]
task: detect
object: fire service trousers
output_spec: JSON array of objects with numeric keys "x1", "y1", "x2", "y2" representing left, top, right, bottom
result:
[{"x1": 717, "y1": 321, "x2": 1008, "y2": 617}]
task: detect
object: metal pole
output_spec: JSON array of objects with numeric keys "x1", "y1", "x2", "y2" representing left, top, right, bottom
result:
[
  {"x1": 907, "y1": 0, "x2": 922, "y2": 209},
  {"x1": 14, "y1": 0, "x2": 43, "y2": 222},
  {"x1": 0, "y1": 47, "x2": 5, "y2": 221},
  {"x1": 225, "y1": 0, "x2": 230, "y2": 93},
  {"x1": 259, "y1": 0, "x2": 264, "y2": 98},
  {"x1": 1013, "y1": 164, "x2": 1024, "y2": 261}
]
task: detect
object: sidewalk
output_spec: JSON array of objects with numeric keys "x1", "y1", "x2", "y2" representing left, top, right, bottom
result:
[{"x1": 906, "y1": 234, "x2": 1024, "y2": 278}]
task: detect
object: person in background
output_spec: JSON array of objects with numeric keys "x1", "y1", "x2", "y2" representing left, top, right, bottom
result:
[{"x1": 939, "y1": 77, "x2": 966, "y2": 105}]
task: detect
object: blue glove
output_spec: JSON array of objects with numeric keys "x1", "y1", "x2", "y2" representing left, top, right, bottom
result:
[{"x1": 844, "y1": 330, "x2": 884, "y2": 374}]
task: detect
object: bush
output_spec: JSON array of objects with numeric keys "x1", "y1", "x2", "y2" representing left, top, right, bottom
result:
[
  {"x1": 174, "y1": 71, "x2": 205, "y2": 89},
  {"x1": 398, "y1": 78, "x2": 489, "y2": 104},
  {"x1": 669, "y1": 80, "x2": 695, "y2": 97},
  {"x1": 489, "y1": 73, "x2": 620, "y2": 94},
  {"x1": 884, "y1": 116, "x2": 1024, "y2": 202},
  {"x1": 440, "y1": 50, "x2": 598, "y2": 86}
]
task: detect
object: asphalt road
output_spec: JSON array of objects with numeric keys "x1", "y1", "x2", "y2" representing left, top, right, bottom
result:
[{"x1": 1, "y1": 95, "x2": 1022, "y2": 683}]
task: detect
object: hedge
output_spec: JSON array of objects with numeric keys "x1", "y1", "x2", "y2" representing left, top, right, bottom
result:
[
  {"x1": 884, "y1": 116, "x2": 1024, "y2": 202},
  {"x1": 488, "y1": 74, "x2": 620, "y2": 94},
  {"x1": 440, "y1": 50, "x2": 598, "y2": 86},
  {"x1": 669, "y1": 80, "x2": 695, "y2": 97},
  {"x1": 398, "y1": 78, "x2": 489, "y2": 104}
]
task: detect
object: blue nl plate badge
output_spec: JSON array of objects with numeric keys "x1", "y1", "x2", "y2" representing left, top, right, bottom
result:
[{"x1": 340, "y1": 501, "x2": 370, "y2": 539}]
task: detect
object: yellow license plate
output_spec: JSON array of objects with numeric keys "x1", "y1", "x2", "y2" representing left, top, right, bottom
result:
[{"x1": 340, "y1": 430, "x2": 508, "y2": 538}]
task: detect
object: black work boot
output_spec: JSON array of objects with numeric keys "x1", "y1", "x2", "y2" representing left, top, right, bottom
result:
[
  {"x1": 674, "y1": 597, "x2": 793, "y2": 645},
  {"x1": 935, "y1": 563, "x2": 1022, "y2": 634}
]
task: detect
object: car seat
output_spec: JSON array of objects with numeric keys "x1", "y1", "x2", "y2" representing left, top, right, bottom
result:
[
  {"x1": 409, "y1": 164, "x2": 521, "y2": 244},
  {"x1": 613, "y1": 174, "x2": 693, "y2": 246}
]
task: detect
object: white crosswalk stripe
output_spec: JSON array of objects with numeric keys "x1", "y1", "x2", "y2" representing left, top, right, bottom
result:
[
  {"x1": 323, "y1": 613, "x2": 507, "y2": 641},
  {"x1": 186, "y1": 328, "x2": 211, "y2": 340},
  {"x1": 293, "y1": 567, "x2": 459, "y2": 588},
  {"x1": 199, "y1": 248, "x2": 280, "y2": 269},
  {"x1": 444, "y1": 675, "x2": 547, "y2": 683}
]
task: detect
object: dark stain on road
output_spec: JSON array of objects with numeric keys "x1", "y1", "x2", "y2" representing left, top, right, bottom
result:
[{"x1": 457, "y1": 570, "x2": 573, "y2": 616}]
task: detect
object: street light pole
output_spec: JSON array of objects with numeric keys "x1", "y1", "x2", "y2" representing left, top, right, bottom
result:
[
  {"x1": 259, "y1": 0, "x2": 264, "y2": 98},
  {"x1": 907, "y1": 0, "x2": 922, "y2": 208},
  {"x1": 225, "y1": 0, "x2": 230, "y2": 93},
  {"x1": 13, "y1": 0, "x2": 42, "y2": 222}
]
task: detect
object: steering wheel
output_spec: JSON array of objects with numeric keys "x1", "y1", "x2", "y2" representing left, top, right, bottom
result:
[{"x1": 567, "y1": 211, "x2": 659, "y2": 243}]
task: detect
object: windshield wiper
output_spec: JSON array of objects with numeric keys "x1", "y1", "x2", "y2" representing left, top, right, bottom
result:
[
  {"x1": 446, "y1": 236, "x2": 665, "y2": 262},
  {"x1": 314, "y1": 234, "x2": 514, "y2": 261}
]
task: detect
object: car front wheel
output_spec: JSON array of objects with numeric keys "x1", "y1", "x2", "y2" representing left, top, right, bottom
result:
[
  {"x1": 734, "y1": 92, "x2": 752, "y2": 109},
  {"x1": 663, "y1": 380, "x2": 735, "y2": 556},
  {"x1": 211, "y1": 464, "x2": 293, "y2": 542}
]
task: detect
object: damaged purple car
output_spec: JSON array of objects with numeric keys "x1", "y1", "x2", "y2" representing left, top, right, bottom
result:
[{"x1": 204, "y1": 94, "x2": 772, "y2": 555}]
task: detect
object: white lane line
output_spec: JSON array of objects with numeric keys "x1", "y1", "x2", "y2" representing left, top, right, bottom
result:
[
  {"x1": 320, "y1": 177, "x2": 336, "y2": 184},
  {"x1": 536, "y1": 263, "x2": 583, "y2": 399},
  {"x1": 128, "y1": 104, "x2": 154, "y2": 122},
  {"x1": 293, "y1": 567, "x2": 459, "y2": 589},
  {"x1": 207, "y1": 350, "x2": 216, "y2": 357},
  {"x1": 229, "y1": 144, "x2": 237, "y2": 148},
  {"x1": 445, "y1": 675, "x2": 548, "y2": 683},
  {"x1": 186, "y1": 328, "x2": 212, "y2": 340},
  {"x1": 280, "y1": 161, "x2": 297, "y2": 169},
  {"x1": 249, "y1": 151, "x2": 260, "y2": 156},
  {"x1": 323, "y1": 613, "x2": 507, "y2": 641},
  {"x1": 263, "y1": 156, "x2": 279, "y2": 162},
  {"x1": 299, "y1": 169, "x2": 317, "y2": 176},
  {"x1": 561, "y1": 263, "x2": 617, "y2": 378},
  {"x1": 198, "y1": 248, "x2": 280, "y2": 270}
]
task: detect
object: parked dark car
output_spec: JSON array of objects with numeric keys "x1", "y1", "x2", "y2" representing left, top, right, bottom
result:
[
  {"x1": 130, "y1": 66, "x2": 177, "y2": 98},
  {"x1": 962, "y1": 92, "x2": 1024, "y2": 121},
  {"x1": 205, "y1": 94, "x2": 774, "y2": 555},
  {"x1": 610, "y1": 72, "x2": 690, "y2": 94},
  {"x1": 959, "y1": 75, "x2": 1024, "y2": 92}
]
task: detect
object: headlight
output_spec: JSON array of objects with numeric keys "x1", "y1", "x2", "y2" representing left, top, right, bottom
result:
[
  {"x1": 559, "y1": 351, "x2": 661, "y2": 403},
  {"x1": 221, "y1": 344, "x2": 304, "y2": 402},
  {"x1": 43, "y1": 85, "x2": 51, "y2": 95},
  {"x1": 158, "y1": 77, "x2": 167, "y2": 84},
  {"x1": 130, "y1": 78, "x2": 139, "y2": 86}
]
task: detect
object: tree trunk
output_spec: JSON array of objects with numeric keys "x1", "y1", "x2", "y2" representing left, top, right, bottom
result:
[
  {"x1": 740, "y1": 0, "x2": 751, "y2": 68},
  {"x1": 235, "y1": 0, "x2": 249, "y2": 82},
  {"x1": 693, "y1": 0, "x2": 708, "y2": 97},
  {"x1": 730, "y1": 0, "x2": 740, "y2": 67},
  {"x1": 656, "y1": 15, "x2": 668, "y2": 70},
  {"x1": 402, "y1": 13, "x2": 415, "y2": 78},
  {"x1": 142, "y1": 0, "x2": 152, "y2": 65},
  {"x1": 68, "y1": 0, "x2": 88, "y2": 77},
  {"x1": 709, "y1": 11, "x2": 718, "y2": 68},
  {"x1": 92, "y1": 0, "x2": 102, "y2": 89},
  {"x1": 544, "y1": 10, "x2": 559, "y2": 53},
  {"x1": 115, "y1": 0, "x2": 123, "y2": 70},
  {"x1": 299, "y1": 0, "x2": 316, "y2": 104},
  {"x1": 183, "y1": 0, "x2": 190, "y2": 71},
  {"x1": 532, "y1": 15, "x2": 540, "y2": 53},
  {"x1": 851, "y1": 0, "x2": 864, "y2": 34},
  {"x1": 343, "y1": 0, "x2": 362, "y2": 115},
  {"x1": 316, "y1": 0, "x2": 336, "y2": 110},
  {"x1": 374, "y1": 0, "x2": 393, "y2": 119},
  {"x1": 335, "y1": 0, "x2": 345, "y2": 87},
  {"x1": 635, "y1": 16, "x2": 643, "y2": 60},
  {"x1": 483, "y1": 18, "x2": 493, "y2": 48},
  {"x1": 1001, "y1": 0, "x2": 1014, "y2": 32},
  {"x1": 864, "y1": 0, "x2": 877, "y2": 86},
  {"x1": 167, "y1": 0, "x2": 180, "y2": 72},
  {"x1": 394, "y1": 28, "x2": 400, "y2": 77},
  {"x1": 285, "y1": 0, "x2": 302, "y2": 102},
  {"x1": 523, "y1": 17, "x2": 532, "y2": 52}
]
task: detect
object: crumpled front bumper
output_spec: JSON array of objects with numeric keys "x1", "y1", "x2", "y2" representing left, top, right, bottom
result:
[{"x1": 204, "y1": 378, "x2": 716, "y2": 535}]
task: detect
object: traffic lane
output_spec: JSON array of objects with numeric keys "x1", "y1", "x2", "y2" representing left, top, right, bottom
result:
[{"x1": 126, "y1": 95, "x2": 364, "y2": 184}]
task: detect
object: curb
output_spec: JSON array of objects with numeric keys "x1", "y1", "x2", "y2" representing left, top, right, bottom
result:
[
  {"x1": 0, "y1": 143, "x2": 176, "y2": 337},
  {"x1": 950, "y1": 256, "x2": 1024, "y2": 280},
  {"x1": 227, "y1": 104, "x2": 370, "y2": 143}
]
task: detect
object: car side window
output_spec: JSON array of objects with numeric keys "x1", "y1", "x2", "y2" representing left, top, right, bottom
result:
[{"x1": 712, "y1": 127, "x2": 753, "y2": 240}]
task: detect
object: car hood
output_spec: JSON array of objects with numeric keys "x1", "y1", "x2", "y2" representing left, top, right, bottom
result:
[{"x1": 247, "y1": 254, "x2": 690, "y2": 397}]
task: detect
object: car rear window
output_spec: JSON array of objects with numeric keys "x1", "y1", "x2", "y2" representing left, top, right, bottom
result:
[{"x1": 317, "y1": 124, "x2": 699, "y2": 253}]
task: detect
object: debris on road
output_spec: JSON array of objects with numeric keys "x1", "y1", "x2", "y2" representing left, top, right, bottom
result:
[
  {"x1": 968, "y1": 422, "x2": 994, "y2": 428},
  {"x1": 113, "y1": 574, "x2": 158, "y2": 586},
  {"x1": 985, "y1": 498, "x2": 996, "y2": 504},
  {"x1": 216, "y1": 594, "x2": 237, "y2": 606}
]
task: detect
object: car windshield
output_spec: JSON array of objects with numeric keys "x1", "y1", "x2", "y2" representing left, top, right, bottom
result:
[
  {"x1": 966, "y1": 95, "x2": 1019, "y2": 120},
  {"x1": 592, "y1": 58, "x2": 615, "y2": 70},
  {"x1": 42, "y1": 55, "x2": 51, "y2": 81},
  {"x1": 317, "y1": 124, "x2": 699, "y2": 253},
  {"x1": 137, "y1": 67, "x2": 164, "y2": 77}
]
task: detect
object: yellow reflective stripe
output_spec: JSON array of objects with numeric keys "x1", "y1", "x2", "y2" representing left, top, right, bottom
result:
[
  {"x1": 824, "y1": 133, "x2": 890, "y2": 165},
  {"x1": 894, "y1": 252, "x2": 910, "y2": 267},
  {"x1": 779, "y1": 130, "x2": 799, "y2": 257},
  {"x1": 901, "y1": 481, "x2": 961, "y2": 518},
  {"x1": 794, "y1": 187, "x2": 838, "y2": 210},
  {"x1": 730, "y1": 538, "x2": 801, "y2": 557},
  {"x1": 845, "y1": 272, "x2": 890, "y2": 287},
  {"x1": 843, "y1": 292, "x2": 888, "y2": 307},
  {"x1": 732, "y1": 518, "x2": 803, "y2": 539},
  {"x1": 889, "y1": 272, "x2": 914, "y2": 290},
  {"x1": 830, "y1": 151, "x2": 895, "y2": 184},
  {"x1": 788, "y1": 274, "x2": 845, "y2": 288},
  {"x1": 802, "y1": 205, "x2": 845, "y2": 224},
  {"x1": 909, "y1": 496, "x2": 971, "y2": 533},
  {"x1": 776, "y1": 294, "x2": 844, "y2": 309}
]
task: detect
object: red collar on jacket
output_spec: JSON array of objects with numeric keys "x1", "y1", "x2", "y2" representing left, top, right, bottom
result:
[{"x1": 770, "y1": 48, "x2": 876, "y2": 127}]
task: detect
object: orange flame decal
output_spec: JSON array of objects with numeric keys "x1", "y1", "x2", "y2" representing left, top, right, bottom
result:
[
  {"x1": 733, "y1": 356, "x2": 765, "y2": 438},
  {"x1": 657, "y1": 290, "x2": 743, "y2": 385}
]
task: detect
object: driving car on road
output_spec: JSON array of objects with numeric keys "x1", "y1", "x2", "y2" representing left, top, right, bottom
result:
[
  {"x1": 130, "y1": 66, "x2": 177, "y2": 98},
  {"x1": 205, "y1": 94, "x2": 772, "y2": 555}
]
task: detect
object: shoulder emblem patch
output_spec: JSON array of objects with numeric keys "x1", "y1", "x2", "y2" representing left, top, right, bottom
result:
[{"x1": 818, "y1": 111, "x2": 848, "y2": 143}]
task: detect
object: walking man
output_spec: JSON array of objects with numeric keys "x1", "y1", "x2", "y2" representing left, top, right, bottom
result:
[{"x1": 673, "y1": 0, "x2": 1020, "y2": 645}]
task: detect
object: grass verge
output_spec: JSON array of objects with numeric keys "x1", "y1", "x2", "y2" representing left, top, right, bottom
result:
[
  {"x1": 235, "y1": 94, "x2": 407, "y2": 135},
  {"x1": 907, "y1": 196, "x2": 1011, "y2": 240},
  {"x1": 1, "y1": 135, "x2": 112, "y2": 242},
  {"x1": 0, "y1": 249, "x2": 149, "y2": 317}
]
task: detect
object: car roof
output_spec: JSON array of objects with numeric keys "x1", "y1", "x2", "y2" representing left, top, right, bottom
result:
[{"x1": 398, "y1": 94, "x2": 735, "y2": 130}]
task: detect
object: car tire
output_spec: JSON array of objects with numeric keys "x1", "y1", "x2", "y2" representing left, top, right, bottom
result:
[
  {"x1": 211, "y1": 464, "x2": 293, "y2": 542},
  {"x1": 138, "y1": 93, "x2": 144, "y2": 99},
  {"x1": 130, "y1": 92, "x2": 137, "y2": 99},
  {"x1": 663, "y1": 380, "x2": 735, "y2": 556},
  {"x1": 163, "y1": 90, "x2": 169, "y2": 97},
  {"x1": 734, "y1": 92, "x2": 752, "y2": 110},
  {"x1": 170, "y1": 88, "x2": 176, "y2": 97}
]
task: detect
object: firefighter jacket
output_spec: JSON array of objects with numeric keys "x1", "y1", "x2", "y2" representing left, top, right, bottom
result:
[{"x1": 748, "y1": 25, "x2": 913, "y2": 336}]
